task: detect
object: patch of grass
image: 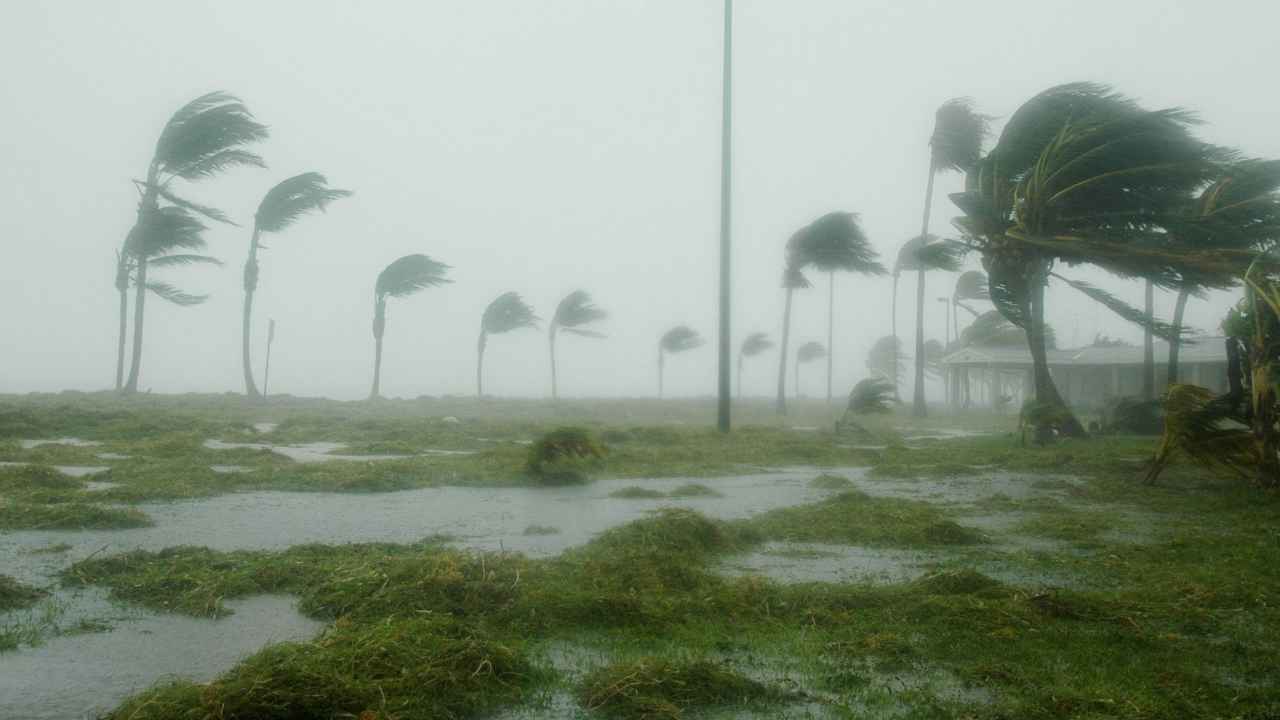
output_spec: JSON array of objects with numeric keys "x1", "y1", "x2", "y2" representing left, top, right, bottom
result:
[
  {"x1": 20, "y1": 542, "x2": 73, "y2": 555},
  {"x1": 1016, "y1": 508, "x2": 1112, "y2": 543},
  {"x1": 809, "y1": 473, "x2": 854, "y2": 490},
  {"x1": 0, "y1": 500, "x2": 152, "y2": 530},
  {"x1": 0, "y1": 464, "x2": 83, "y2": 492},
  {"x1": 666, "y1": 483, "x2": 722, "y2": 498},
  {"x1": 105, "y1": 618, "x2": 540, "y2": 720},
  {"x1": 609, "y1": 486, "x2": 667, "y2": 499},
  {"x1": 579, "y1": 658, "x2": 796, "y2": 719},
  {"x1": 741, "y1": 491, "x2": 985, "y2": 547},
  {"x1": 0, "y1": 574, "x2": 47, "y2": 611}
]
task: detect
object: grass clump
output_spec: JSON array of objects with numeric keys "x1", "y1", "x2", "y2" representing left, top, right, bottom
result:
[
  {"x1": 105, "y1": 618, "x2": 539, "y2": 720},
  {"x1": 610, "y1": 486, "x2": 667, "y2": 499},
  {"x1": 809, "y1": 473, "x2": 854, "y2": 490},
  {"x1": 526, "y1": 426, "x2": 606, "y2": 485},
  {"x1": 666, "y1": 483, "x2": 721, "y2": 498},
  {"x1": 742, "y1": 491, "x2": 984, "y2": 547},
  {"x1": 0, "y1": 500, "x2": 152, "y2": 530},
  {"x1": 0, "y1": 464, "x2": 82, "y2": 492},
  {"x1": 579, "y1": 658, "x2": 794, "y2": 719},
  {"x1": 0, "y1": 574, "x2": 47, "y2": 611}
]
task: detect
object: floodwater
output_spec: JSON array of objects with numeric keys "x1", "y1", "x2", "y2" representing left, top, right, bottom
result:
[
  {"x1": 203, "y1": 438, "x2": 477, "y2": 463},
  {"x1": 1, "y1": 459, "x2": 1105, "y2": 719}
]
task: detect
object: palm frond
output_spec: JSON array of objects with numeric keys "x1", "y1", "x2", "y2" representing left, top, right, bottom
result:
[
  {"x1": 1052, "y1": 273, "x2": 1183, "y2": 342},
  {"x1": 561, "y1": 328, "x2": 607, "y2": 339},
  {"x1": 953, "y1": 270, "x2": 989, "y2": 303},
  {"x1": 153, "y1": 92, "x2": 269, "y2": 180},
  {"x1": 145, "y1": 281, "x2": 208, "y2": 306},
  {"x1": 170, "y1": 149, "x2": 266, "y2": 182},
  {"x1": 256, "y1": 172, "x2": 353, "y2": 234},
  {"x1": 931, "y1": 98, "x2": 991, "y2": 173},
  {"x1": 148, "y1": 253, "x2": 223, "y2": 268},
  {"x1": 796, "y1": 341, "x2": 826, "y2": 364},
  {"x1": 790, "y1": 212, "x2": 887, "y2": 275},
  {"x1": 782, "y1": 266, "x2": 811, "y2": 290},
  {"x1": 553, "y1": 290, "x2": 608, "y2": 331},
  {"x1": 895, "y1": 234, "x2": 965, "y2": 273},
  {"x1": 660, "y1": 326, "x2": 704, "y2": 354},
  {"x1": 375, "y1": 254, "x2": 452, "y2": 299},
  {"x1": 847, "y1": 377, "x2": 894, "y2": 415},
  {"x1": 961, "y1": 310, "x2": 1055, "y2": 348},
  {"x1": 867, "y1": 335, "x2": 907, "y2": 381},
  {"x1": 1145, "y1": 384, "x2": 1252, "y2": 484},
  {"x1": 740, "y1": 332, "x2": 774, "y2": 358},
  {"x1": 153, "y1": 186, "x2": 238, "y2": 225},
  {"x1": 126, "y1": 206, "x2": 209, "y2": 259},
  {"x1": 482, "y1": 291, "x2": 540, "y2": 335}
]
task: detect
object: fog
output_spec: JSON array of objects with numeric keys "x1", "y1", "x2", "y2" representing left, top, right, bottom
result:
[{"x1": 2, "y1": 0, "x2": 1277, "y2": 401}]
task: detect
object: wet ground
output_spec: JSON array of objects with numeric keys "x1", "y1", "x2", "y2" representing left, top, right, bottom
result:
[{"x1": 0, "y1": 447, "x2": 1142, "y2": 719}]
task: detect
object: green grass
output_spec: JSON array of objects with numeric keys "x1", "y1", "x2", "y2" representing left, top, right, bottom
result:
[
  {"x1": 0, "y1": 500, "x2": 153, "y2": 530},
  {"x1": 579, "y1": 657, "x2": 799, "y2": 719},
  {"x1": 741, "y1": 490, "x2": 986, "y2": 547},
  {"x1": 0, "y1": 574, "x2": 46, "y2": 611}
]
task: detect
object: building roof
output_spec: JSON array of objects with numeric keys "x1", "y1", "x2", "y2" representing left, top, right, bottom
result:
[{"x1": 940, "y1": 336, "x2": 1228, "y2": 368}]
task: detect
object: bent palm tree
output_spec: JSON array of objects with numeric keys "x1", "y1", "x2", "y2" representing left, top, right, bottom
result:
[
  {"x1": 893, "y1": 234, "x2": 964, "y2": 408},
  {"x1": 737, "y1": 332, "x2": 773, "y2": 399},
  {"x1": 369, "y1": 254, "x2": 451, "y2": 400},
  {"x1": 549, "y1": 291, "x2": 607, "y2": 399},
  {"x1": 658, "y1": 326, "x2": 704, "y2": 398},
  {"x1": 778, "y1": 212, "x2": 886, "y2": 415},
  {"x1": 837, "y1": 377, "x2": 896, "y2": 437},
  {"x1": 118, "y1": 92, "x2": 268, "y2": 393},
  {"x1": 477, "y1": 292, "x2": 539, "y2": 397},
  {"x1": 951, "y1": 82, "x2": 1221, "y2": 437},
  {"x1": 910, "y1": 99, "x2": 989, "y2": 416},
  {"x1": 794, "y1": 341, "x2": 826, "y2": 397},
  {"x1": 952, "y1": 270, "x2": 989, "y2": 338},
  {"x1": 242, "y1": 172, "x2": 351, "y2": 398}
]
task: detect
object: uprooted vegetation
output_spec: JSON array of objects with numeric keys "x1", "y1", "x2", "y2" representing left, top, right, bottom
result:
[
  {"x1": 0, "y1": 464, "x2": 154, "y2": 530},
  {"x1": 579, "y1": 658, "x2": 800, "y2": 719}
]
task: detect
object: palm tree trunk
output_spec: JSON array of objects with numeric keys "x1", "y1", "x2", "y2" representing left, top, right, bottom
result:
[
  {"x1": 912, "y1": 159, "x2": 936, "y2": 418},
  {"x1": 1142, "y1": 279, "x2": 1155, "y2": 400},
  {"x1": 776, "y1": 287, "x2": 794, "y2": 415},
  {"x1": 122, "y1": 258, "x2": 149, "y2": 393},
  {"x1": 549, "y1": 328, "x2": 559, "y2": 400},
  {"x1": 262, "y1": 323, "x2": 274, "y2": 398},
  {"x1": 115, "y1": 284, "x2": 128, "y2": 391},
  {"x1": 826, "y1": 271, "x2": 834, "y2": 404},
  {"x1": 891, "y1": 273, "x2": 899, "y2": 401},
  {"x1": 1167, "y1": 287, "x2": 1190, "y2": 387},
  {"x1": 370, "y1": 298, "x2": 385, "y2": 400},
  {"x1": 737, "y1": 354, "x2": 743, "y2": 400},
  {"x1": 794, "y1": 357, "x2": 800, "y2": 398},
  {"x1": 477, "y1": 331, "x2": 487, "y2": 398},
  {"x1": 241, "y1": 229, "x2": 262, "y2": 399},
  {"x1": 658, "y1": 349, "x2": 665, "y2": 399},
  {"x1": 1026, "y1": 271, "x2": 1085, "y2": 438},
  {"x1": 715, "y1": 0, "x2": 734, "y2": 434}
]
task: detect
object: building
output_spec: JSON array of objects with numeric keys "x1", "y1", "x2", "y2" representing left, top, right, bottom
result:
[{"x1": 939, "y1": 337, "x2": 1230, "y2": 411}]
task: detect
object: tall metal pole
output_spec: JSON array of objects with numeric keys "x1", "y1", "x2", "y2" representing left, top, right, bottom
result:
[{"x1": 716, "y1": 0, "x2": 734, "y2": 433}]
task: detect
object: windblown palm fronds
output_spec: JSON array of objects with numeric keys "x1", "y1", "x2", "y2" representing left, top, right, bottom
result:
[
  {"x1": 657, "y1": 326, "x2": 704, "y2": 398},
  {"x1": 796, "y1": 341, "x2": 826, "y2": 364},
  {"x1": 242, "y1": 172, "x2": 352, "y2": 397},
  {"x1": 930, "y1": 98, "x2": 991, "y2": 173},
  {"x1": 867, "y1": 335, "x2": 907, "y2": 385},
  {"x1": 847, "y1": 378, "x2": 895, "y2": 415},
  {"x1": 549, "y1": 290, "x2": 608, "y2": 399},
  {"x1": 894, "y1": 235, "x2": 965, "y2": 274},
  {"x1": 477, "y1": 292, "x2": 539, "y2": 397},
  {"x1": 740, "y1": 332, "x2": 773, "y2": 358},
  {"x1": 369, "y1": 254, "x2": 451, "y2": 399},
  {"x1": 1145, "y1": 384, "x2": 1252, "y2": 484},
  {"x1": 960, "y1": 310, "x2": 1056, "y2": 349}
]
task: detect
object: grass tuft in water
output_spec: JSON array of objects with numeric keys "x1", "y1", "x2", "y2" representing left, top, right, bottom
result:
[
  {"x1": 0, "y1": 501, "x2": 152, "y2": 530},
  {"x1": 578, "y1": 657, "x2": 796, "y2": 719},
  {"x1": 0, "y1": 574, "x2": 47, "y2": 611},
  {"x1": 809, "y1": 473, "x2": 854, "y2": 490}
]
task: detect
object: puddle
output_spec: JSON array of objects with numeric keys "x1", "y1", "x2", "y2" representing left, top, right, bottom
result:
[
  {"x1": 252, "y1": 422, "x2": 278, "y2": 434},
  {"x1": 203, "y1": 439, "x2": 475, "y2": 463},
  {"x1": 19, "y1": 438, "x2": 102, "y2": 450},
  {"x1": 83, "y1": 481, "x2": 121, "y2": 493},
  {"x1": 210, "y1": 464, "x2": 253, "y2": 474},
  {"x1": 0, "y1": 593, "x2": 322, "y2": 720}
]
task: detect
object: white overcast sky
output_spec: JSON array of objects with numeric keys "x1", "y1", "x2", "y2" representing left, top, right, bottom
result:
[{"x1": 2, "y1": 1, "x2": 1278, "y2": 400}]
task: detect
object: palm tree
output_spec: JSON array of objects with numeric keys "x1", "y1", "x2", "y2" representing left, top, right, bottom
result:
[
  {"x1": 477, "y1": 292, "x2": 539, "y2": 398},
  {"x1": 867, "y1": 335, "x2": 907, "y2": 387},
  {"x1": 548, "y1": 290, "x2": 607, "y2": 400},
  {"x1": 737, "y1": 332, "x2": 773, "y2": 399},
  {"x1": 910, "y1": 99, "x2": 990, "y2": 416},
  {"x1": 950, "y1": 82, "x2": 1221, "y2": 437},
  {"x1": 778, "y1": 212, "x2": 886, "y2": 415},
  {"x1": 794, "y1": 341, "x2": 826, "y2": 398},
  {"x1": 1166, "y1": 160, "x2": 1280, "y2": 385},
  {"x1": 893, "y1": 234, "x2": 964, "y2": 410},
  {"x1": 369, "y1": 254, "x2": 451, "y2": 400},
  {"x1": 658, "y1": 325, "x2": 704, "y2": 398},
  {"x1": 118, "y1": 92, "x2": 268, "y2": 393},
  {"x1": 836, "y1": 377, "x2": 895, "y2": 437},
  {"x1": 241, "y1": 173, "x2": 351, "y2": 398},
  {"x1": 952, "y1": 270, "x2": 989, "y2": 339}
]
